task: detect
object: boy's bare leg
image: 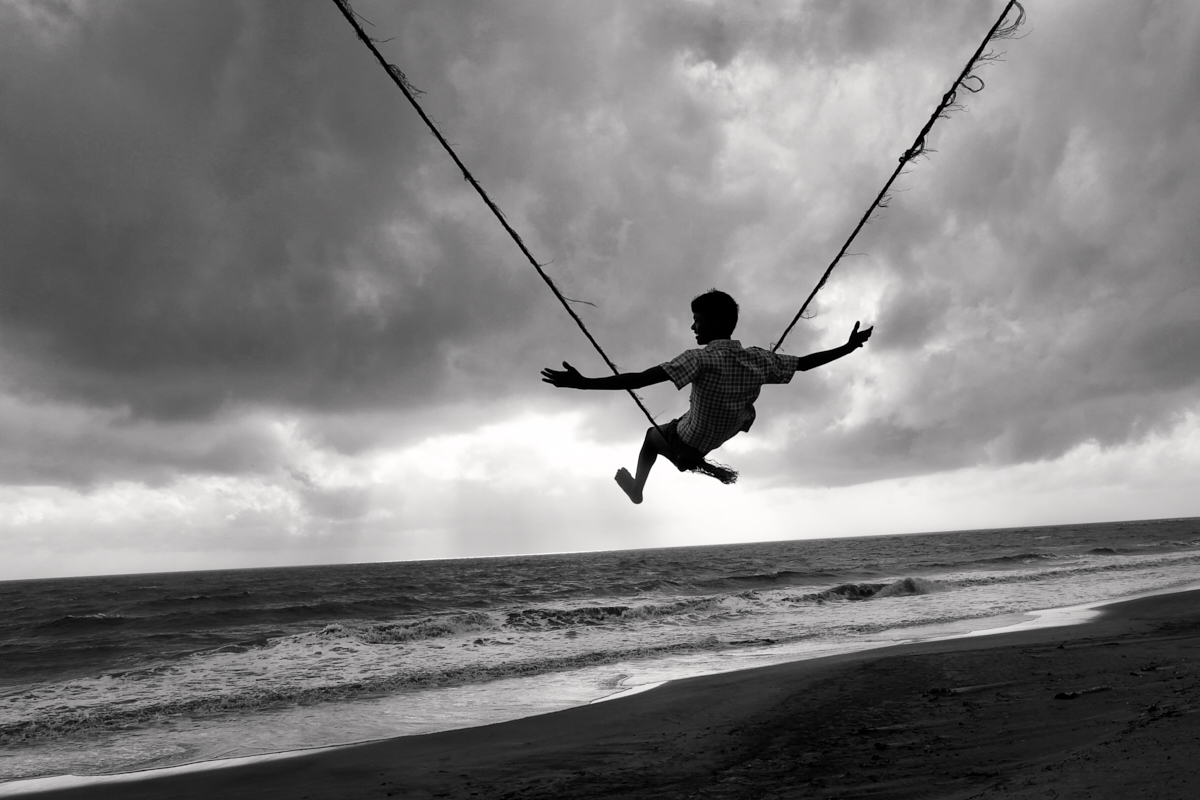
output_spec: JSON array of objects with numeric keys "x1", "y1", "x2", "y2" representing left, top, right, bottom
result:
[
  {"x1": 615, "y1": 427, "x2": 669, "y2": 504},
  {"x1": 614, "y1": 468, "x2": 641, "y2": 503}
]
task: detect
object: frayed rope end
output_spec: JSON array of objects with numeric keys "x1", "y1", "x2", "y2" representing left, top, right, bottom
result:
[{"x1": 691, "y1": 459, "x2": 739, "y2": 485}]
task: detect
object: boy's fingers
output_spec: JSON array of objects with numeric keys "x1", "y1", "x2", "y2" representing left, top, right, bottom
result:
[{"x1": 849, "y1": 321, "x2": 873, "y2": 348}]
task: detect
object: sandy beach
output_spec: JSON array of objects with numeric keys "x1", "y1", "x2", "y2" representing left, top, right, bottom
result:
[{"x1": 14, "y1": 589, "x2": 1199, "y2": 800}]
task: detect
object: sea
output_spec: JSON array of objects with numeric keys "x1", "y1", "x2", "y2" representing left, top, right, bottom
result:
[{"x1": 2, "y1": 517, "x2": 1199, "y2": 787}]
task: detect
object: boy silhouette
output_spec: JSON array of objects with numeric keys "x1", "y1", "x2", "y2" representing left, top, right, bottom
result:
[{"x1": 541, "y1": 289, "x2": 872, "y2": 503}]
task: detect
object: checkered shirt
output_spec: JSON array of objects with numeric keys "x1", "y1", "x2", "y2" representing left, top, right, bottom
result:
[{"x1": 660, "y1": 339, "x2": 801, "y2": 453}]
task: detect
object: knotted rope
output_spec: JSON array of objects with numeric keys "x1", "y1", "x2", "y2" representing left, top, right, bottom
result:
[{"x1": 771, "y1": 0, "x2": 1025, "y2": 352}]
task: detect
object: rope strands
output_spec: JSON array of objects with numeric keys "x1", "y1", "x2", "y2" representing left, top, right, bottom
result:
[
  {"x1": 771, "y1": 0, "x2": 1026, "y2": 353},
  {"x1": 329, "y1": 0, "x2": 738, "y2": 483},
  {"x1": 330, "y1": 1, "x2": 1024, "y2": 486}
]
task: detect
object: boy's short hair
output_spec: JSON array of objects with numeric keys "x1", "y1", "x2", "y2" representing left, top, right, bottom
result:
[{"x1": 691, "y1": 289, "x2": 739, "y2": 336}]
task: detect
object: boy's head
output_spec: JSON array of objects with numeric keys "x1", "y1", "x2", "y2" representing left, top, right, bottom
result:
[{"x1": 690, "y1": 289, "x2": 739, "y2": 343}]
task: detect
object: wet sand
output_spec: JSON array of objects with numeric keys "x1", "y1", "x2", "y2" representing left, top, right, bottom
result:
[{"x1": 16, "y1": 589, "x2": 1200, "y2": 799}]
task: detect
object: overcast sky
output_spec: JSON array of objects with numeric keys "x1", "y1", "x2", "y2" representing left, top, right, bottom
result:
[{"x1": 1, "y1": 0, "x2": 1197, "y2": 580}]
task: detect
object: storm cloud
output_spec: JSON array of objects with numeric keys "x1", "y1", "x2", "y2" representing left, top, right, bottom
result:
[{"x1": 1, "y1": 0, "x2": 1197, "y2": 577}]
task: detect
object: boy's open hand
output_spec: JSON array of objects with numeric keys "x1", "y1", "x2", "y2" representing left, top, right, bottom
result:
[
  {"x1": 541, "y1": 361, "x2": 585, "y2": 389},
  {"x1": 848, "y1": 321, "x2": 873, "y2": 349}
]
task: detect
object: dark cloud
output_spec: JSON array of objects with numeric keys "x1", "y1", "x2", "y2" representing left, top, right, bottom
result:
[
  {"x1": 0, "y1": 0, "x2": 540, "y2": 422},
  {"x1": 0, "y1": 0, "x2": 1197, "y2": 504},
  {"x1": 0, "y1": 400, "x2": 283, "y2": 488}
]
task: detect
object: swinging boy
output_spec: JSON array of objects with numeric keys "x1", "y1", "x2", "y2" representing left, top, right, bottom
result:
[{"x1": 541, "y1": 289, "x2": 872, "y2": 503}]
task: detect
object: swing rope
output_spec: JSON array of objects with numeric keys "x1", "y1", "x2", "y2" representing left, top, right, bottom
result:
[
  {"x1": 772, "y1": 0, "x2": 1025, "y2": 353},
  {"x1": 331, "y1": 0, "x2": 738, "y2": 483},
  {"x1": 330, "y1": 0, "x2": 1024, "y2": 485}
]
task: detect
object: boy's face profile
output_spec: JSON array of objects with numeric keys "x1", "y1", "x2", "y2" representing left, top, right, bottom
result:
[{"x1": 691, "y1": 312, "x2": 720, "y2": 345}]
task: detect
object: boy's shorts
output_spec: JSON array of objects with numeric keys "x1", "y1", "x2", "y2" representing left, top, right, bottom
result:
[{"x1": 659, "y1": 418, "x2": 706, "y2": 471}]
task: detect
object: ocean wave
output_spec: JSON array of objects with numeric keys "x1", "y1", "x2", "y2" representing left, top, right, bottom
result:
[
  {"x1": 622, "y1": 597, "x2": 723, "y2": 620},
  {"x1": 141, "y1": 591, "x2": 253, "y2": 608},
  {"x1": 687, "y1": 569, "x2": 841, "y2": 591},
  {"x1": 942, "y1": 551, "x2": 1200, "y2": 588},
  {"x1": 39, "y1": 614, "x2": 128, "y2": 629},
  {"x1": 505, "y1": 606, "x2": 631, "y2": 629},
  {"x1": 503, "y1": 597, "x2": 721, "y2": 630},
  {"x1": 131, "y1": 596, "x2": 425, "y2": 631},
  {"x1": 34, "y1": 599, "x2": 423, "y2": 639},
  {"x1": 891, "y1": 552, "x2": 1059, "y2": 572},
  {"x1": 982, "y1": 552, "x2": 1058, "y2": 564},
  {"x1": 320, "y1": 612, "x2": 496, "y2": 644},
  {"x1": 792, "y1": 577, "x2": 947, "y2": 604},
  {"x1": 0, "y1": 635, "x2": 738, "y2": 745}
]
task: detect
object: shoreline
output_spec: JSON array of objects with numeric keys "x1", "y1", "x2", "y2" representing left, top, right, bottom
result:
[
  {"x1": 6, "y1": 584, "x2": 1199, "y2": 798},
  {"x1": 0, "y1": 589, "x2": 1150, "y2": 795}
]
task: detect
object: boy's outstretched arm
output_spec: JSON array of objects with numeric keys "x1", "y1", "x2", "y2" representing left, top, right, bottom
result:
[
  {"x1": 794, "y1": 322, "x2": 873, "y2": 372},
  {"x1": 541, "y1": 363, "x2": 670, "y2": 391}
]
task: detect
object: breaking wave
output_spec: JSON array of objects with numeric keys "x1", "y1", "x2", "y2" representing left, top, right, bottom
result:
[
  {"x1": 0, "y1": 635, "x2": 735, "y2": 744},
  {"x1": 321, "y1": 612, "x2": 497, "y2": 644},
  {"x1": 504, "y1": 598, "x2": 722, "y2": 629},
  {"x1": 793, "y1": 577, "x2": 948, "y2": 604}
]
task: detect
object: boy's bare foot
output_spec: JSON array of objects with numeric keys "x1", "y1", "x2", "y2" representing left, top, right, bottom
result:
[{"x1": 614, "y1": 468, "x2": 643, "y2": 504}]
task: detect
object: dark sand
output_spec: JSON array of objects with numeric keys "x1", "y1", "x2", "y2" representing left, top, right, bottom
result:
[{"x1": 21, "y1": 590, "x2": 1200, "y2": 799}]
